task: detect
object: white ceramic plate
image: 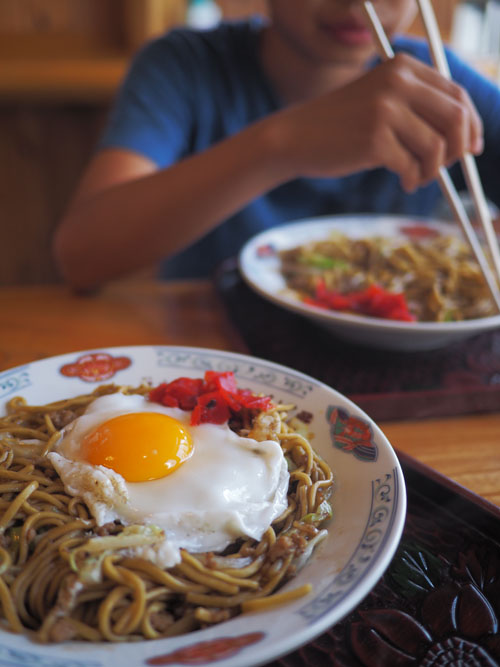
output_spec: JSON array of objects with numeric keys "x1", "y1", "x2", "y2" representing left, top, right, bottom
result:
[
  {"x1": 239, "y1": 214, "x2": 500, "y2": 351},
  {"x1": 0, "y1": 346, "x2": 406, "y2": 667}
]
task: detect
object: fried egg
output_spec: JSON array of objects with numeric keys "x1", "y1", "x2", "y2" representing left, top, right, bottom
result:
[{"x1": 48, "y1": 393, "x2": 289, "y2": 567}]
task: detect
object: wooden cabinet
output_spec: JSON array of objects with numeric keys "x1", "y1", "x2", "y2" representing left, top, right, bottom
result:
[
  {"x1": 0, "y1": 1, "x2": 189, "y2": 285},
  {"x1": 0, "y1": 0, "x2": 188, "y2": 103}
]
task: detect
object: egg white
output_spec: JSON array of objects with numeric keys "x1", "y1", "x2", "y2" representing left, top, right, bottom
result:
[{"x1": 48, "y1": 393, "x2": 289, "y2": 568}]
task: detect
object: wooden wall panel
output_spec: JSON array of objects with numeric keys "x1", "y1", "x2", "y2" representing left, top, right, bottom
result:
[
  {"x1": 215, "y1": 0, "x2": 267, "y2": 20},
  {"x1": 123, "y1": 0, "x2": 188, "y2": 50},
  {"x1": 0, "y1": 0, "x2": 187, "y2": 285},
  {"x1": 0, "y1": 0, "x2": 190, "y2": 57},
  {"x1": 0, "y1": 0, "x2": 125, "y2": 57},
  {"x1": 0, "y1": 105, "x2": 107, "y2": 285}
]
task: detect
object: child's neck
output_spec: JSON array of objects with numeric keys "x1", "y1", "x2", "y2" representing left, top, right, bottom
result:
[{"x1": 260, "y1": 27, "x2": 368, "y2": 105}]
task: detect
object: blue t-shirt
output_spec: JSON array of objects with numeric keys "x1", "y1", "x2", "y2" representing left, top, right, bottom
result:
[{"x1": 100, "y1": 19, "x2": 500, "y2": 278}]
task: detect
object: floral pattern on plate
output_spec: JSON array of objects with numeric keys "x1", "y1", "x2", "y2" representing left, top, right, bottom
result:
[
  {"x1": 59, "y1": 352, "x2": 132, "y2": 382},
  {"x1": 327, "y1": 407, "x2": 378, "y2": 462},
  {"x1": 145, "y1": 632, "x2": 265, "y2": 665}
]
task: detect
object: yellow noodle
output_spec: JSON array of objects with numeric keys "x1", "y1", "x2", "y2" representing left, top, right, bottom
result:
[
  {"x1": 145, "y1": 588, "x2": 172, "y2": 602},
  {"x1": 290, "y1": 470, "x2": 313, "y2": 486},
  {"x1": 279, "y1": 432, "x2": 314, "y2": 472},
  {"x1": 0, "y1": 385, "x2": 334, "y2": 643},
  {"x1": 0, "y1": 427, "x2": 49, "y2": 440},
  {"x1": 61, "y1": 618, "x2": 102, "y2": 642},
  {"x1": 261, "y1": 525, "x2": 276, "y2": 548},
  {"x1": 30, "y1": 561, "x2": 61, "y2": 619},
  {"x1": 28, "y1": 490, "x2": 66, "y2": 509},
  {"x1": 220, "y1": 554, "x2": 266, "y2": 579},
  {"x1": 45, "y1": 567, "x2": 74, "y2": 608},
  {"x1": 41, "y1": 431, "x2": 63, "y2": 456},
  {"x1": 0, "y1": 482, "x2": 38, "y2": 532},
  {"x1": 0, "y1": 549, "x2": 11, "y2": 576},
  {"x1": 297, "y1": 484, "x2": 309, "y2": 519},
  {"x1": 160, "y1": 611, "x2": 198, "y2": 638},
  {"x1": 280, "y1": 233, "x2": 497, "y2": 321},
  {"x1": 185, "y1": 589, "x2": 253, "y2": 608},
  {"x1": 181, "y1": 552, "x2": 259, "y2": 589},
  {"x1": 308, "y1": 482, "x2": 320, "y2": 509},
  {"x1": 175, "y1": 561, "x2": 240, "y2": 595},
  {"x1": 0, "y1": 450, "x2": 13, "y2": 467},
  {"x1": 241, "y1": 583, "x2": 313, "y2": 612},
  {"x1": 67, "y1": 497, "x2": 91, "y2": 519},
  {"x1": 102, "y1": 558, "x2": 147, "y2": 635},
  {"x1": 32, "y1": 520, "x2": 91, "y2": 559},
  {"x1": 0, "y1": 469, "x2": 52, "y2": 484},
  {"x1": 43, "y1": 414, "x2": 57, "y2": 435},
  {"x1": 97, "y1": 585, "x2": 133, "y2": 642},
  {"x1": 0, "y1": 482, "x2": 29, "y2": 493},
  {"x1": 0, "y1": 576, "x2": 24, "y2": 633},
  {"x1": 254, "y1": 529, "x2": 274, "y2": 557},
  {"x1": 141, "y1": 600, "x2": 165, "y2": 639},
  {"x1": 119, "y1": 558, "x2": 208, "y2": 594}
]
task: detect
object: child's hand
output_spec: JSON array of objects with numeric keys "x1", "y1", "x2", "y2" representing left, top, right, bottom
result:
[{"x1": 275, "y1": 52, "x2": 483, "y2": 192}]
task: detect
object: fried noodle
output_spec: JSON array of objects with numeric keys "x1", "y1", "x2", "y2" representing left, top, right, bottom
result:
[
  {"x1": 280, "y1": 233, "x2": 497, "y2": 321},
  {"x1": 0, "y1": 384, "x2": 333, "y2": 643}
]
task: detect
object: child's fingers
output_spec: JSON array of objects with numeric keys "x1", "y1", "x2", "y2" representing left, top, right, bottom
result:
[
  {"x1": 374, "y1": 105, "x2": 446, "y2": 191},
  {"x1": 392, "y1": 108, "x2": 447, "y2": 186},
  {"x1": 409, "y1": 57, "x2": 483, "y2": 141},
  {"x1": 384, "y1": 54, "x2": 483, "y2": 157},
  {"x1": 279, "y1": 52, "x2": 484, "y2": 185},
  {"x1": 411, "y1": 88, "x2": 477, "y2": 163},
  {"x1": 379, "y1": 127, "x2": 421, "y2": 193},
  {"x1": 365, "y1": 82, "x2": 448, "y2": 186}
]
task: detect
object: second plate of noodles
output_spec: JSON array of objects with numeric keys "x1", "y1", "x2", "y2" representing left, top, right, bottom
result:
[{"x1": 239, "y1": 215, "x2": 500, "y2": 351}]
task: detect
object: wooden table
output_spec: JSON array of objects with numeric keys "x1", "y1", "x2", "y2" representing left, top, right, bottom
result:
[{"x1": 1, "y1": 279, "x2": 499, "y2": 507}]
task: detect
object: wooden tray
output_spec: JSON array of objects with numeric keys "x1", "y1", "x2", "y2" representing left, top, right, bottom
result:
[{"x1": 266, "y1": 450, "x2": 500, "y2": 666}]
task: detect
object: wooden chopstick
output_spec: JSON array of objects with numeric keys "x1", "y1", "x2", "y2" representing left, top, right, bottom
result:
[
  {"x1": 416, "y1": 0, "x2": 500, "y2": 286},
  {"x1": 362, "y1": 1, "x2": 500, "y2": 312}
]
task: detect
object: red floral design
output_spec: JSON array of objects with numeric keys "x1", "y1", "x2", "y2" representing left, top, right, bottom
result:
[
  {"x1": 256, "y1": 243, "x2": 276, "y2": 257},
  {"x1": 400, "y1": 224, "x2": 441, "y2": 240},
  {"x1": 327, "y1": 407, "x2": 377, "y2": 462},
  {"x1": 60, "y1": 352, "x2": 131, "y2": 382},
  {"x1": 146, "y1": 631, "x2": 265, "y2": 665}
]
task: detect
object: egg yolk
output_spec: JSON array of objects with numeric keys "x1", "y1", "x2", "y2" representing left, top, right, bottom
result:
[{"x1": 82, "y1": 412, "x2": 193, "y2": 482}]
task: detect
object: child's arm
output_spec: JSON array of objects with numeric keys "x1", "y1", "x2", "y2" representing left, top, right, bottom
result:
[
  {"x1": 53, "y1": 53, "x2": 482, "y2": 291},
  {"x1": 53, "y1": 118, "x2": 290, "y2": 291}
]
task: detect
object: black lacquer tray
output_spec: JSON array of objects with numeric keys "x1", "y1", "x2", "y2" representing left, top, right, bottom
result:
[{"x1": 265, "y1": 451, "x2": 500, "y2": 666}]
